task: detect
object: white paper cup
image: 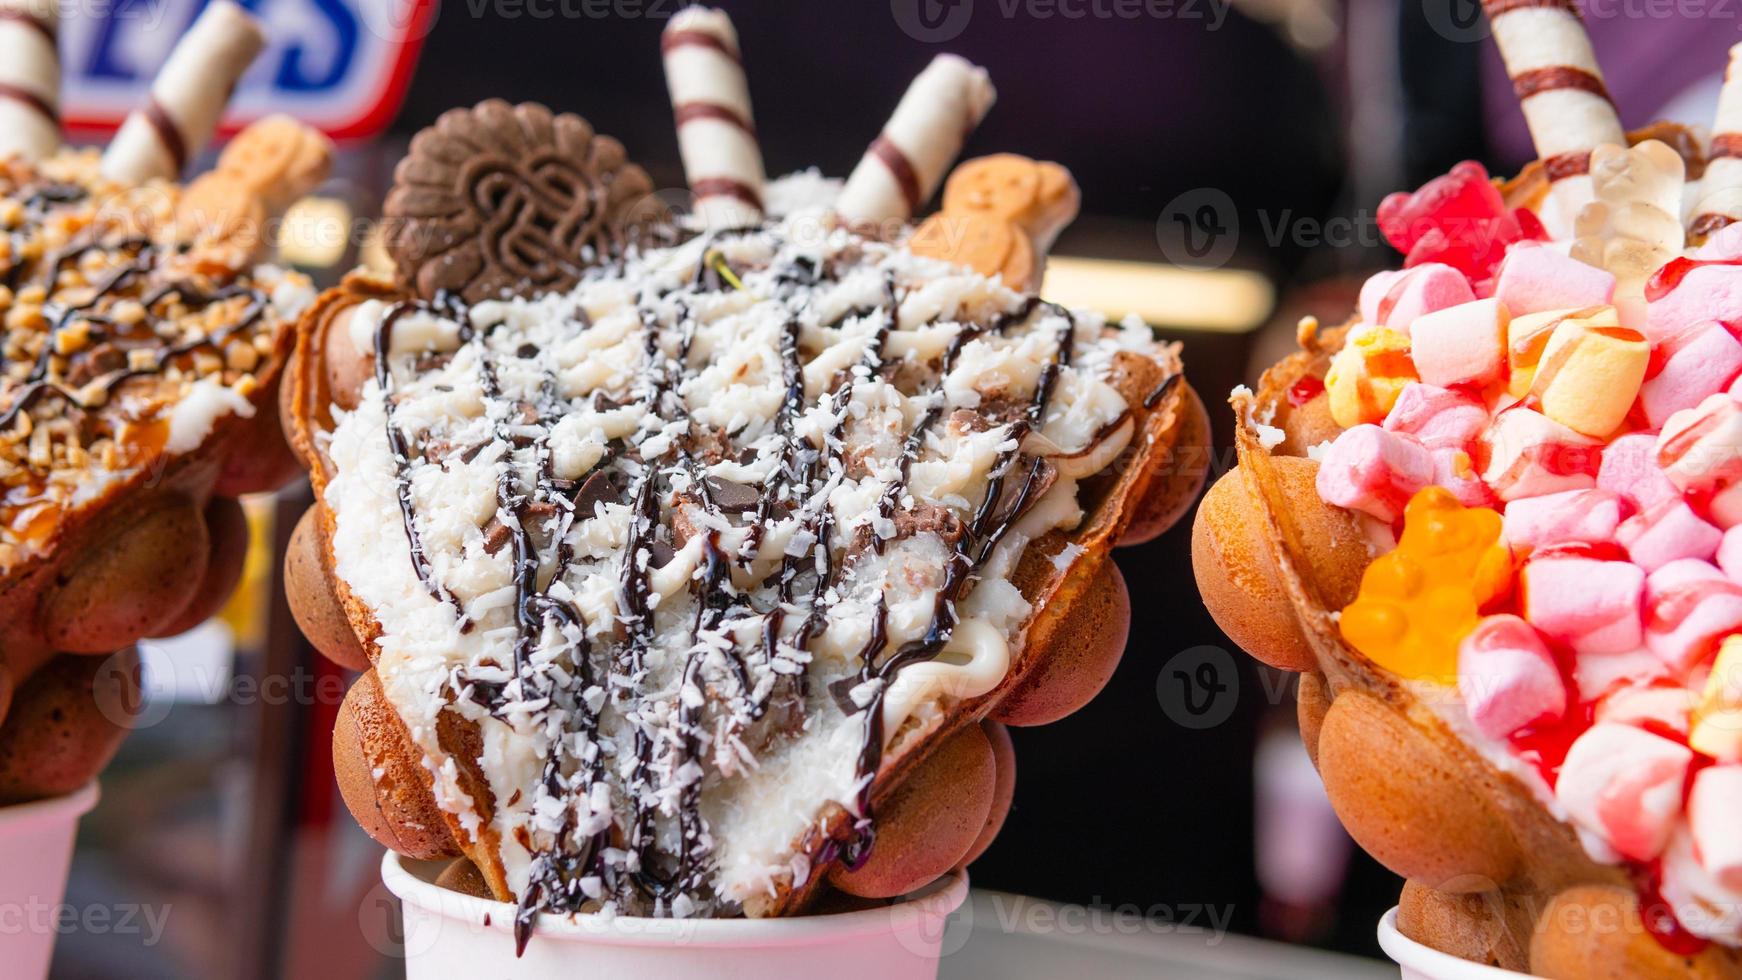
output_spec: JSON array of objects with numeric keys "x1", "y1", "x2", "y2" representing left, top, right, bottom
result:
[
  {"x1": 381, "y1": 851, "x2": 968, "y2": 979},
  {"x1": 0, "y1": 782, "x2": 99, "y2": 980},
  {"x1": 1378, "y1": 907, "x2": 1532, "y2": 980}
]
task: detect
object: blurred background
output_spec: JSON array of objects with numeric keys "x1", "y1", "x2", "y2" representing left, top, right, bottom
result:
[{"x1": 41, "y1": 0, "x2": 1742, "y2": 976}]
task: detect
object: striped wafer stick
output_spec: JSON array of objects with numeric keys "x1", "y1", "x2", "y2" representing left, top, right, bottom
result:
[
  {"x1": 661, "y1": 7, "x2": 765, "y2": 229},
  {"x1": 101, "y1": 0, "x2": 265, "y2": 184},
  {"x1": 836, "y1": 54, "x2": 996, "y2": 227},
  {"x1": 1482, "y1": 0, "x2": 1623, "y2": 181},
  {"x1": 1692, "y1": 43, "x2": 1742, "y2": 242},
  {"x1": 0, "y1": 0, "x2": 60, "y2": 162}
]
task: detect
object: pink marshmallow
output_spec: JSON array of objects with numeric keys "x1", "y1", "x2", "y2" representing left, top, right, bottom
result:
[
  {"x1": 1596, "y1": 684, "x2": 1691, "y2": 736},
  {"x1": 1718, "y1": 525, "x2": 1742, "y2": 581},
  {"x1": 1647, "y1": 263, "x2": 1742, "y2": 346},
  {"x1": 1522, "y1": 551, "x2": 1645, "y2": 655},
  {"x1": 1493, "y1": 241, "x2": 1616, "y2": 316},
  {"x1": 1382, "y1": 383, "x2": 1487, "y2": 450},
  {"x1": 1657, "y1": 393, "x2": 1742, "y2": 528},
  {"x1": 1480, "y1": 408, "x2": 1602, "y2": 502},
  {"x1": 1688, "y1": 766, "x2": 1742, "y2": 891},
  {"x1": 1643, "y1": 559, "x2": 1742, "y2": 673},
  {"x1": 1597, "y1": 432, "x2": 1681, "y2": 513},
  {"x1": 1410, "y1": 298, "x2": 1508, "y2": 387},
  {"x1": 1556, "y1": 722, "x2": 1692, "y2": 862},
  {"x1": 1356, "y1": 263, "x2": 1475, "y2": 333},
  {"x1": 1694, "y1": 221, "x2": 1742, "y2": 260},
  {"x1": 1618, "y1": 499, "x2": 1722, "y2": 572},
  {"x1": 1431, "y1": 447, "x2": 1499, "y2": 509},
  {"x1": 1640, "y1": 321, "x2": 1742, "y2": 429},
  {"x1": 1502, "y1": 489, "x2": 1623, "y2": 552},
  {"x1": 1458, "y1": 614, "x2": 1567, "y2": 740},
  {"x1": 1315, "y1": 424, "x2": 1433, "y2": 524}
]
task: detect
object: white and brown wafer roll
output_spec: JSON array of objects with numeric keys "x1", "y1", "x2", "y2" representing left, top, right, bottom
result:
[
  {"x1": 661, "y1": 7, "x2": 765, "y2": 228},
  {"x1": 836, "y1": 54, "x2": 996, "y2": 227},
  {"x1": 101, "y1": 0, "x2": 265, "y2": 184},
  {"x1": 1693, "y1": 43, "x2": 1742, "y2": 242},
  {"x1": 0, "y1": 0, "x2": 60, "y2": 162},
  {"x1": 1484, "y1": 0, "x2": 1623, "y2": 178}
]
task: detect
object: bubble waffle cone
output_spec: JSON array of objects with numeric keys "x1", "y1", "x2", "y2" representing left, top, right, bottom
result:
[
  {"x1": 0, "y1": 111, "x2": 331, "y2": 802},
  {"x1": 282, "y1": 41, "x2": 1204, "y2": 935},
  {"x1": 1194, "y1": 114, "x2": 1742, "y2": 977}
]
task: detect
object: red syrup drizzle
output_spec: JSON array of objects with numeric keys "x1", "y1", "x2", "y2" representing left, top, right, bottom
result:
[
  {"x1": 1286, "y1": 376, "x2": 1324, "y2": 407},
  {"x1": 1500, "y1": 622, "x2": 1721, "y2": 956},
  {"x1": 1636, "y1": 860, "x2": 1711, "y2": 958},
  {"x1": 1645, "y1": 255, "x2": 1742, "y2": 303}
]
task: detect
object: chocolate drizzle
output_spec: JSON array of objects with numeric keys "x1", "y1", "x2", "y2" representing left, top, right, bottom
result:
[
  {"x1": 837, "y1": 304, "x2": 1074, "y2": 865},
  {"x1": 0, "y1": 240, "x2": 268, "y2": 432},
  {"x1": 359, "y1": 224, "x2": 1124, "y2": 929}
]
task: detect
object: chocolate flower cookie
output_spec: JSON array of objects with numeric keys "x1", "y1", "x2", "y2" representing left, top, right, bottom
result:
[{"x1": 383, "y1": 100, "x2": 660, "y2": 304}]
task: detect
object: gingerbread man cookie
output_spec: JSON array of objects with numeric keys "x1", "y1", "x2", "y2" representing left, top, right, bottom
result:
[{"x1": 908, "y1": 153, "x2": 1079, "y2": 292}]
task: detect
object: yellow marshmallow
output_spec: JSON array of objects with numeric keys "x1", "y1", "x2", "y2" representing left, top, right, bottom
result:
[
  {"x1": 1525, "y1": 306, "x2": 1644, "y2": 438},
  {"x1": 1326, "y1": 326, "x2": 1417, "y2": 429},
  {"x1": 1692, "y1": 637, "x2": 1742, "y2": 762},
  {"x1": 1507, "y1": 307, "x2": 1613, "y2": 398}
]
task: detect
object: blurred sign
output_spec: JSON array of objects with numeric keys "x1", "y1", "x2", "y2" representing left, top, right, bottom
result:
[{"x1": 60, "y1": 0, "x2": 431, "y2": 140}]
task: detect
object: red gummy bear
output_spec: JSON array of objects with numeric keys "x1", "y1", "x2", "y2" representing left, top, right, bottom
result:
[{"x1": 1377, "y1": 160, "x2": 1544, "y2": 287}]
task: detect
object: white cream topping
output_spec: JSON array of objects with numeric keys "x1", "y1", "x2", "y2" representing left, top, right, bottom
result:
[{"x1": 324, "y1": 213, "x2": 1169, "y2": 917}]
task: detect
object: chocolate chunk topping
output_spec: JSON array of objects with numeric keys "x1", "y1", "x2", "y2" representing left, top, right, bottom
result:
[
  {"x1": 482, "y1": 515, "x2": 512, "y2": 555},
  {"x1": 382, "y1": 99, "x2": 669, "y2": 303},
  {"x1": 646, "y1": 539, "x2": 675, "y2": 569},
  {"x1": 703, "y1": 476, "x2": 760, "y2": 514},
  {"x1": 574, "y1": 470, "x2": 625, "y2": 516}
]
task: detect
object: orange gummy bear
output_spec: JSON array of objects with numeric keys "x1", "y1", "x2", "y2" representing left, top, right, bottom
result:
[{"x1": 1339, "y1": 487, "x2": 1513, "y2": 683}]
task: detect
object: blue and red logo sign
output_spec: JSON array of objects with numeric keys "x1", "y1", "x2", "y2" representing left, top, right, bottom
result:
[{"x1": 60, "y1": 0, "x2": 432, "y2": 140}]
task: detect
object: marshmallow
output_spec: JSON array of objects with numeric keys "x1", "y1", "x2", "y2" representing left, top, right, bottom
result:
[
  {"x1": 1356, "y1": 264, "x2": 1475, "y2": 333},
  {"x1": 1494, "y1": 241, "x2": 1616, "y2": 315},
  {"x1": 1618, "y1": 499, "x2": 1722, "y2": 572},
  {"x1": 1458, "y1": 614, "x2": 1567, "y2": 740},
  {"x1": 1658, "y1": 392, "x2": 1742, "y2": 527},
  {"x1": 1506, "y1": 307, "x2": 1603, "y2": 398},
  {"x1": 1719, "y1": 525, "x2": 1742, "y2": 580},
  {"x1": 1480, "y1": 408, "x2": 1601, "y2": 502},
  {"x1": 1596, "y1": 684, "x2": 1691, "y2": 735},
  {"x1": 1530, "y1": 311, "x2": 1648, "y2": 438},
  {"x1": 1643, "y1": 559, "x2": 1742, "y2": 673},
  {"x1": 1382, "y1": 383, "x2": 1487, "y2": 450},
  {"x1": 1687, "y1": 766, "x2": 1742, "y2": 890},
  {"x1": 1325, "y1": 326, "x2": 1418, "y2": 428},
  {"x1": 1641, "y1": 321, "x2": 1742, "y2": 429},
  {"x1": 1502, "y1": 488, "x2": 1623, "y2": 552},
  {"x1": 1692, "y1": 636, "x2": 1742, "y2": 761},
  {"x1": 1432, "y1": 447, "x2": 1499, "y2": 509},
  {"x1": 1556, "y1": 722, "x2": 1692, "y2": 862},
  {"x1": 1409, "y1": 298, "x2": 1509, "y2": 388},
  {"x1": 1314, "y1": 424, "x2": 1434, "y2": 524},
  {"x1": 1522, "y1": 549, "x2": 1644, "y2": 655},
  {"x1": 1598, "y1": 432, "x2": 1681, "y2": 513},
  {"x1": 1647, "y1": 263, "x2": 1742, "y2": 346}
]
